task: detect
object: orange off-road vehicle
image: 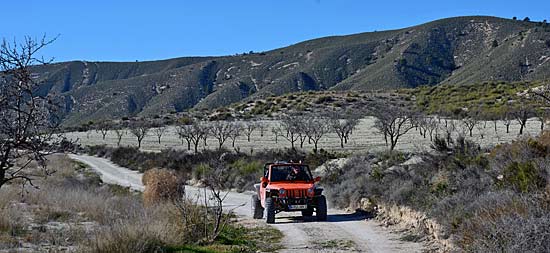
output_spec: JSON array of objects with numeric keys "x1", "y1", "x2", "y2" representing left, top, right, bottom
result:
[{"x1": 251, "y1": 162, "x2": 327, "y2": 224}]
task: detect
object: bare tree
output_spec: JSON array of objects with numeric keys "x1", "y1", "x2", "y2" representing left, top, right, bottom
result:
[
  {"x1": 275, "y1": 115, "x2": 301, "y2": 150},
  {"x1": 371, "y1": 104, "x2": 416, "y2": 151},
  {"x1": 462, "y1": 116, "x2": 480, "y2": 137},
  {"x1": 512, "y1": 103, "x2": 534, "y2": 135},
  {"x1": 258, "y1": 122, "x2": 267, "y2": 137},
  {"x1": 425, "y1": 117, "x2": 439, "y2": 141},
  {"x1": 330, "y1": 114, "x2": 360, "y2": 148},
  {"x1": 243, "y1": 122, "x2": 257, "y2": 142},
  {"x1": 0, "y1": 35, "x2": 69, "y2": 190},
  {"x1": 475, "y1": 123, "x2": 486, "y2": 139},
  {"x1": 173, "y1": 155, "x2": 237, "y2": 243},
  {"x1": 306, "y1": 116, "x2": 330, "y2": 153},
  {"x1": 271, "y1": 127, "x2": 279, "y2": 144},
  {"x1": 228, "y1": 122, "x2": 243, "y2": 148},
  {"x1": 198, "y1": 155, "x2": 237, "y2": 242},
  {"x1": 176, "y1": 122, "x2": 208, "y2": 153},
  {"x1": 530, "y1": 83, "x2": 550, "y2": 105},
  {"x1": 95, "y1": 121, "x2": 110, "y2": 140},
  {"x1": 176, "y1": 124, "x2": 192, "y2": 150},
  {"x1": 114, "y1": 128, "x2": 126, "y2": 146},
  {"x1": 416, "y1": 116, "x2": 439, "y2": 141},
  {"x1": 503, "y1": 108, "x2": 513, "y2": 134},
  {"x1": 209, "y1": 121, "x2": 233, "y2": 149},
  {"x1": 535, "y1": 108, "x2": 549, "y2": 132},
  {"x1": 130, "y1": 124, "x2": 149, "y2": 149},
  {"x1": 295, "y1": 116, "x2": 309, "y2": 148},
  {"x1": 201, "y1": 124, "x2": 210, "y2": 149},
  {"x1": 153, "y1": 126, "x2": 166, "y2": 144}
]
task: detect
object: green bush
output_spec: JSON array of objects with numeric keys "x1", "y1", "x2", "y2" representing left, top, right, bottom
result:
[{"x1": 501, "y1": 162, "x2": 545, "y2": 193}]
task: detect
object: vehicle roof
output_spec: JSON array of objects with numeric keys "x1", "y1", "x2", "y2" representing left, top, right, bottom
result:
[{"x1": 269, "y1": 163, "x2": 309, "y2": 167}]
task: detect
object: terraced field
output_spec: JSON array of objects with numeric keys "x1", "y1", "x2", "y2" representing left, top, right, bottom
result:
[{"x1": 64, "y1": 117, "x2": 544, "y2": 153}]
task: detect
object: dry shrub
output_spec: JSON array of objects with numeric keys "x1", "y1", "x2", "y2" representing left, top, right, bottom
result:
[
  {"x1": 0, "y1": 186, "x2": 18, "y2": 210},
  {"x1": 538, "y1": 130, "x2": 550, "y2": 146},
  {"x1": 143, "y1": 168, "x2": 183, "y2": 207},
  {"x1": 459, "y1": 192, "x2": 550, "y2": 252}
]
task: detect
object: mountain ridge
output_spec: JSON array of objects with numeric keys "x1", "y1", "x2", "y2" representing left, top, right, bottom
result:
[{"x1": 29, "y1": 15, "x2": 550, "y2": 125}]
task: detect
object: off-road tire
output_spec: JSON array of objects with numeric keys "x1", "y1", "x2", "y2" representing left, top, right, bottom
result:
[
  {"x1": 251, "y1": 194, "x2": 264, "y2": 219},
  {"x1": 316, "y1": 195, "x2": 328, "y2": 221},
  {"x1": 302, "y1": 208, "x2": 314, "y2": 217},
  {"x1": 265, "y1": 197, "x2": 276, "y2": 224}
]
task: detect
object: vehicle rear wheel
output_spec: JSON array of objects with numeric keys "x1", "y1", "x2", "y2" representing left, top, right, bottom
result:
[
  {"x1": 265, "y1": 197, "x2": 276, "y2": 224},
  {"x1": 316, "y1": 195, "x2": 327, "y2": 221},
  {"x1": 251, "y1": 194, "x2": 264, "y2": 219}
]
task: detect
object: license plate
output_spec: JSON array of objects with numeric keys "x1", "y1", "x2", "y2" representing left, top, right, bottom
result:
[{"x1": 288, "y1": 205, "x2": 307, "y2": 210}]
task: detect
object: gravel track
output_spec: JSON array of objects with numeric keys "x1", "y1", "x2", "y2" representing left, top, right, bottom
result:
[{"x1": 69, "y1": 154, "x2": 424, "y2": 252}]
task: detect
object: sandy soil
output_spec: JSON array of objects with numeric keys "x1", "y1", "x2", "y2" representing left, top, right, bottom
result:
[{"x1": 69, "y1": 154, "x2": 425, "y2": 252}]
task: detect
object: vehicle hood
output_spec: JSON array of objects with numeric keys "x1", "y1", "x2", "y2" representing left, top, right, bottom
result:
[{"x1": 267, "y1": 182, "x2": 315, "y2": 190}]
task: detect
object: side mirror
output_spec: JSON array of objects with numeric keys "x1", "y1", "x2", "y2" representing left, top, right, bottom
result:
[
  {"x1": 314, "y1": 176, "x2": 321, "y2": 182},
  {"x1": 261, "y1": 176, "x2": 268, "y2": 183}
]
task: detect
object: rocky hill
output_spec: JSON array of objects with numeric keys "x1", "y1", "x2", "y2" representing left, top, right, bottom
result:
[{"x1": 30, "y1": 16, "x2": 550, "y2": 125}]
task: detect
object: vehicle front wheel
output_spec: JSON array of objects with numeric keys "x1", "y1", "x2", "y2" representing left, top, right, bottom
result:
[
  {"x1": 251, "y1": 194, "x2": 264, "y2": 219},
  {"x1": 265, "y1": 197, "x2": 276, "y2": 224},
  {"x1": 316, "y1": 195, "x2": 327, "y2": 221},
  {"x1": 302, "y1": 208, "x2": 314, "y2": 217}
]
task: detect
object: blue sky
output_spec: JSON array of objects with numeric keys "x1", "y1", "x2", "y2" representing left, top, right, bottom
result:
[{"x1": 3, "y1": 0, "x2": 549, "y2": 62}]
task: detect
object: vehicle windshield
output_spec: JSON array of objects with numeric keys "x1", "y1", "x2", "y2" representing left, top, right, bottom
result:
[{"x1": 270, "y1": 165, "x2": 312, "y2": 182}]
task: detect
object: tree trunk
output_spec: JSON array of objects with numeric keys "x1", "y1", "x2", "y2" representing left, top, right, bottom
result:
[
  {"x1": 519, "y1": 123, "x2": 525, "y2": 135},
  {"x1": 313, "y1": 141, "x2": 319, "y2": 153},
  {"x1": 390, "y1": 139, "x2": 397, "y2": 151}
]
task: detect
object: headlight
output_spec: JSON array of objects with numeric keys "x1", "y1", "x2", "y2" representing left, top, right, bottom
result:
[
  {"x1": 279, "y1": 188, "x2": 286, "y2": 196},
  {"x1": 307, "y1": 187, "x2": 315, "y2": 197}
]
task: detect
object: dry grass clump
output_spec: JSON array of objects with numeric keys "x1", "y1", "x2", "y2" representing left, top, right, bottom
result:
[
  {"x1": 88, "y1": 204, "x2": 184, "y2": 253},
  {"x1": 142, "y1": 168, "x2": 183, "y2": 207}
]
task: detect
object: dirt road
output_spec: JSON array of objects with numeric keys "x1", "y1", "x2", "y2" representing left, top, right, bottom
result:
[{"x1": 68, "y1": 154, "x2": 424, "y2": 252}]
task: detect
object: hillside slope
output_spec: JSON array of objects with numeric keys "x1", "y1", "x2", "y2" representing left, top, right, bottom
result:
[{"x1": 30, "y1": 16, "x2": 550, "y2": 125}]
